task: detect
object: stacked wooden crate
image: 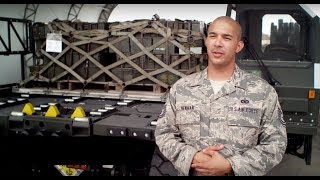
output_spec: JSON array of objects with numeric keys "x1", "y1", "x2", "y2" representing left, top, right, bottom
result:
[{"x1": 26, "y1": 17, "x2": 207, "y2": 93}]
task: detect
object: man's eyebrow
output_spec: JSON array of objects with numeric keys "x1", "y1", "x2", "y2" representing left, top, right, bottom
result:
[
  {"x1": 223, "y1": 34, "x2": 233, "y2": 38},
  {"x1": 208, "y1": 32, "x2": 234, "y2": 38}
]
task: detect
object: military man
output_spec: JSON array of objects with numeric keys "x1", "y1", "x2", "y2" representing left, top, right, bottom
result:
[{"x1": 155, "y1": 16, "x2": 287, "y2": 176}]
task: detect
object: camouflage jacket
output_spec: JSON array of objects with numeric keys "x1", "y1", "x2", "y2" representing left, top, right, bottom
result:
[{"x1": 155, "y1": 65, "x2": 287, "y2": 176}]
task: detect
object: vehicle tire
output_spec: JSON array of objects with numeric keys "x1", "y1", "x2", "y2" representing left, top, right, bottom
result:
[{"x1": 149, "y1": 147, "x2": 178, "y2": 176}]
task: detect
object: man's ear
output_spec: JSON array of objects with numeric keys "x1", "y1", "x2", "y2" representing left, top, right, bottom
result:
[{"x1": 236, "y1": 40, "x2": 244, "y2": 53}]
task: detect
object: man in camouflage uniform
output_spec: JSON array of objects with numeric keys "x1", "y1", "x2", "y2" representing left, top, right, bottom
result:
[{"x1": 155, "y1": 16, "x2": 287, "y2": 176}]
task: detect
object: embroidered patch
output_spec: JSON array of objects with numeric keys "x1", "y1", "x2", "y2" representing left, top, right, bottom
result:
[
  {"x1": 227, "y1": 106, "x2": 259, "y2": 114},
  {"x1": 278, "y1": 107, "x2": 286, "y2": 125},
  {"x1": 158, "y1": 108, "x2": 166, "y2": 118},
  {"x1": 240, "y1": 98, "x2": 249, "y2": 104}
]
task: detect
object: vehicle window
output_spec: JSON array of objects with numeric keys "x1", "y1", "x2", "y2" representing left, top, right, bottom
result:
[{"x1": 261, "y1": 14, "x2": 301, "y2": 61}]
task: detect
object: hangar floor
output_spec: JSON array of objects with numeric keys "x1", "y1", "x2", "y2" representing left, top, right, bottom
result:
[{"x1": 267, "y1": 126, "x2": 320, "y2": 176}]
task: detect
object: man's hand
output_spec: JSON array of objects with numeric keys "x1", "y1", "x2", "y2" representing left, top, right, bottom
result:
[
  {"x1": 192, "y1": 151, "x2": 212, "y2": 164},
  {"x1": 203, "y1": 144, "x2": 224, "y2": 152},
  {"x1": 192, "y1": 144, "x2": 224, "y2": 164},
  {"x1": 191, "y1": 144, "x2": 225, "y2": 176},
  {"x1": 191, "y1": 147, "x2": 232, "y2": 176}
]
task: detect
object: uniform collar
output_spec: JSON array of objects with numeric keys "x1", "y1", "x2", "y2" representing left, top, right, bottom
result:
[
  {"x1": 190, "y1": 65, "x2": 247, "y2": 90},
  {"x1": 231, "y1": 65, "x2": 248, "y2": 90}
]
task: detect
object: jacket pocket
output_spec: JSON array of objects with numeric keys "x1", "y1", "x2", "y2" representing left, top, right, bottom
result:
[{"x1": 226, "y1": 107, "x2": 261, "y2": 147}]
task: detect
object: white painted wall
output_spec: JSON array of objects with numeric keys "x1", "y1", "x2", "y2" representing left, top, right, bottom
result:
[
  {"x1": 77, "y1": 4, "x2": 104, "y2": 22},
  {"x1": 0, "y1": 4, "x2": 25, "y2": 19},
  {"x1": 108, "y1": 4, "x2": 227, "y2": 23},
  {"x1": 0, "y1": 55, "x2": 22, "y2": 85},
  {"x1": 0, "y1": 5, "x2": 27, "y2": 85},
  {"x1": 35, "y1": 4, "x2": 70, "y2": 23}
]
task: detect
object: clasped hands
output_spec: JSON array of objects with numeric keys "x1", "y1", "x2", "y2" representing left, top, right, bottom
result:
[{"x1": 191, "y1": 144, "x2": 232, "y2": 176}]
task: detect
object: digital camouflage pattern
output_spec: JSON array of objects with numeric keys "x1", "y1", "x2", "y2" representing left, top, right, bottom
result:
[{"x1": 155, "y1": 65, "x2": 287, "y2": 176}]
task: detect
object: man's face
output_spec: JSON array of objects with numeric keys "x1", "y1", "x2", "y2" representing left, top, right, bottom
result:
[{"x1": 205, "y1": 20, "x2": 244, "y2": 68}]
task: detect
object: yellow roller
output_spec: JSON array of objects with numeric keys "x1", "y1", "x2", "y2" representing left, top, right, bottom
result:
[
  {"x1": 45, "y1": 105, "x2": 60, "y2": 117},
  {"x1": 22, "y1": 103, "x2": 35, "y2": 115},
  {"x1": 71, "y1": 106, "x2": 86, "y2": 118}
]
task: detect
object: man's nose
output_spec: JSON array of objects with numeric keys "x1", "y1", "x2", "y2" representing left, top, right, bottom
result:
[{"x1": 214, "y1": 37, "x2": 222, "y2": 46}]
